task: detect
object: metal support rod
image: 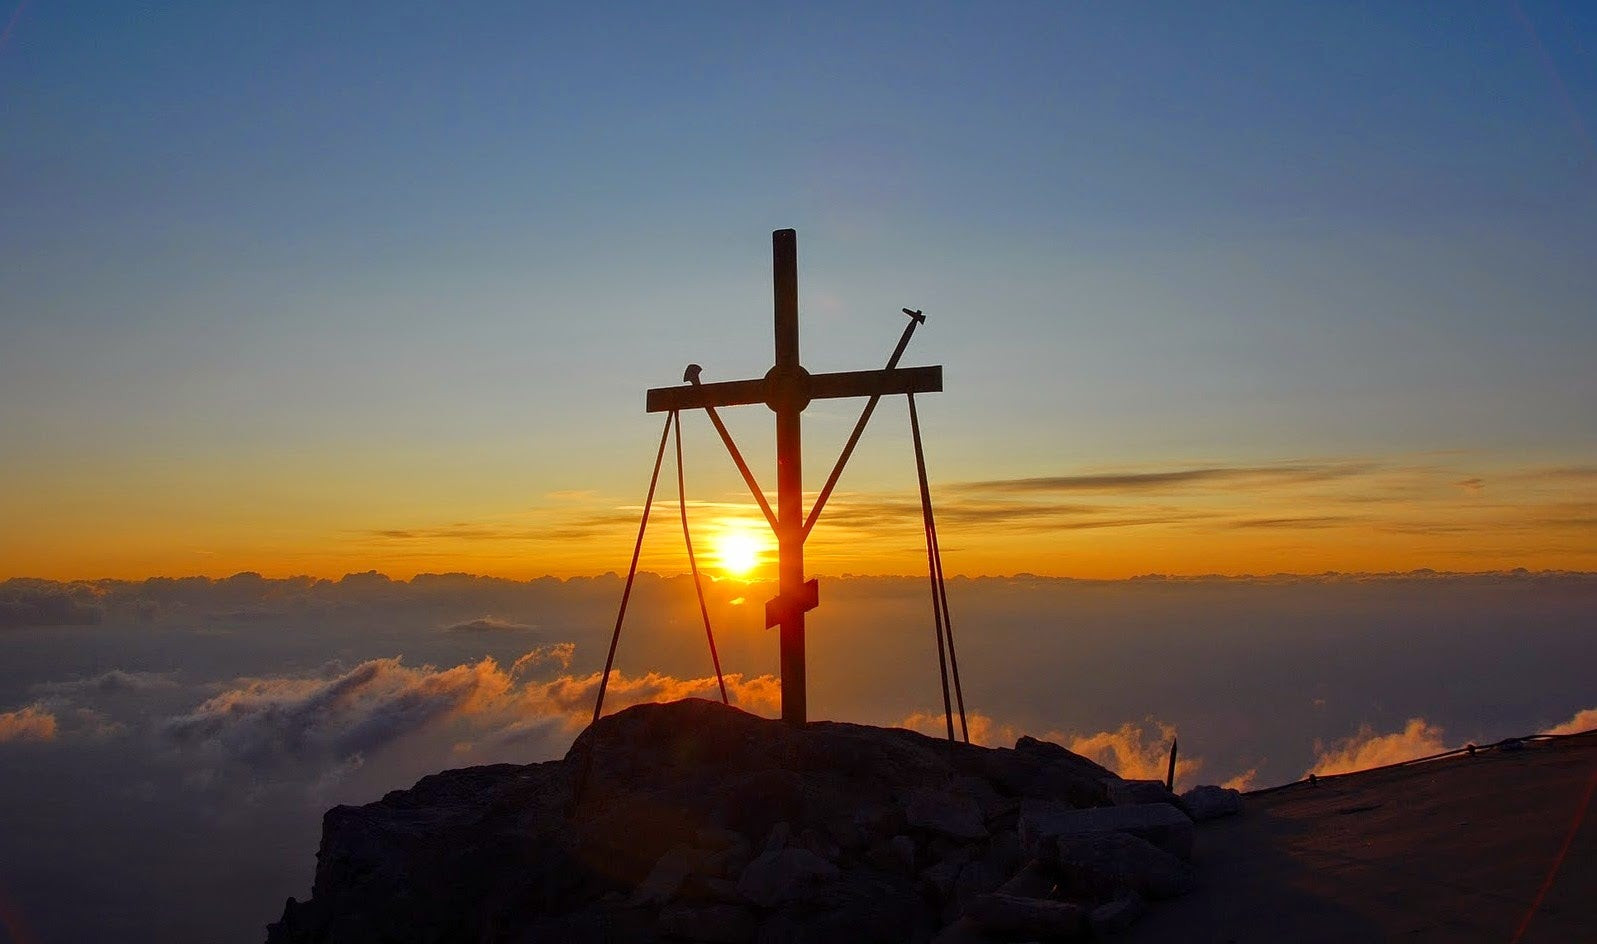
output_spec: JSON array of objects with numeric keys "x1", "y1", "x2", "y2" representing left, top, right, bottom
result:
[
  {"x1": 686, "y1": 365, "x2": 779, "y2": 533},
  {"x1": 909, "y1": 393, "x2": 955, "y2": 743},
  {"x1": 675, "y1": 411, "x2": 728, "y2": 705},
  {"x1": 592, "y1": 412, "x2": 674, "y2": 725},
  {"x1": 802, "y1": 309, "x2": 925, "y2": 539},
  {"x1": 1166, "y1": 738, "x2": 1179, "y2": 791}
]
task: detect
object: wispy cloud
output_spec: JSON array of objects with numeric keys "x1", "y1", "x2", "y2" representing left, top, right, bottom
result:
[
  {"x1": 955, "y1": 462, "x2": 1375, "y2": 495},
  {"x1": 439, "y1": 616, "x2": 540, "y2": 633},
  {"x1": 1224, "y1": 515, "x2": 1359, "y2": 530},
  {"x1": 34, "y1": 670, "x2": 179, "y2": 696}
]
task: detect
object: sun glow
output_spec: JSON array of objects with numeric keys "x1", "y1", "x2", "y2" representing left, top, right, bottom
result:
[{"x1": 711, "y1": 524, "x2": 769, "y2": 577}]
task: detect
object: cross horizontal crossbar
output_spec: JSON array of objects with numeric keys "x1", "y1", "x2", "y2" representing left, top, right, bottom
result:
[{"x1": 646, "y1": 365, "x2": 942, "y2": 413}]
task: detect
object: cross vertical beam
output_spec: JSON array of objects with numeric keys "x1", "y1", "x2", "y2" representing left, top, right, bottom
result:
[
  {"x1": 771, "y1": 229, "x2": 806, "y2": 724},
  {"x1": 643, "y1": 228, "x2": 943, "y2": 726}
]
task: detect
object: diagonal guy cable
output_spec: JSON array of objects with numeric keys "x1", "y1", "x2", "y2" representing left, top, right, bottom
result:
[
  {"x1": 592, "y1": 410, "x2": 674, "y2": 725},
  {"x1": 909, "y1": 391, "x2": 956, "y2": 743},
  {"x1": 675, "y1": 410, "x2": 729, "y2": 705}
]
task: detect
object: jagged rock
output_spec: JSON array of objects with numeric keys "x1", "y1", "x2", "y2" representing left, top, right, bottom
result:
[
  {"x1": 1182, "y1": 784, "x2": 1244, "y2": 821},
  {"x1": 630, "y1": 844, "x2": 708, "y2": 905},
  {"x1": 853, "y1": 802, "x2": 907, "y2": 839},
  {"x1": 944, "y1": 852, "x2": 1012, "y2": 924},
  {"x1": 985, "y1": 830, "x2": 1024, "y2": 878},
  {"x1": 892, "y1": 834, "x2": 918, "y2": 871},
  {"x1": 926, "y1": 918, "x2": 990, "y2": 944},
  {"x1": 1055, "y1": 831, "x2": 1194, "y2": 900},
  {"x1": 920, "y1": 848, "x2": 974, "y2": 899},
  {"x1": 264, "y1": 699, "x2": 1130, "y2": 944},
  {"x1": 1105, "y1": 777, "x2": 1187, "y2": 814},
  {"x1": 1019, "y1": 799, "x2": 1195, "y2": 862},
  {"x1": 907, "y1": 784, "x2": 989, "y2": 840},
  {"x1": 964, "y1": 892, "x2": 1087, "y2": 939},
  {"x1": 736, "y1": 847, "x2": 840, "y2": 907},
  {"x1": 1088, "y1": 893, "x2": 1147, "y2": 936},
  {"x1": 756, "y1": 869, "x2": 929, "y2": 944},
  {"x1": 658, "y1": 902, "x2": 758, "y2": 943},
  {"x1": 995, "y1": 860, "x2": 1057, "y2": 898},
  {"x1": 688, "y1": 875, "x2": 746, "y2": 904},
  {"x1": 951, "y1": 775, "x2": 1007, "y2": 818},
  {"x1": 981, "y1": 795, "x2": 1022, "y2": 833},
  {"x1": 763, "y1": 821, "x2": 793, "y2": 852},
  {"x1": 797, "y1": 825, "x2": 841, "y2": 861}
]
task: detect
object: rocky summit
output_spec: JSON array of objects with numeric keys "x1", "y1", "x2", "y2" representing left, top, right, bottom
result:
[{"x1": 265, "y1": 699, "x2": 1239, "y2": 943}]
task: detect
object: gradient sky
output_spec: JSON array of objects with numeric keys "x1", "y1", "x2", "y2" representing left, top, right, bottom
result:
[{"x1": 2, "y1": 2, "x2": 1594, "y2": 579}]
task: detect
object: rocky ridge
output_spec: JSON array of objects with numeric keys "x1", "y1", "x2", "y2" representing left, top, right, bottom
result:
[{"x1": 266, "y1": 699, "x2": 1241, "y2": 943}]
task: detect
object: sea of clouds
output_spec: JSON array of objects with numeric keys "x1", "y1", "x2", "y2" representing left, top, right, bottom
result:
[{"x1": 0, "y1": 569, "x2": 1592, "y2": 943}]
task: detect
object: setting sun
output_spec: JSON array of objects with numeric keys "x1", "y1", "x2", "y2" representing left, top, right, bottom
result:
[{"x1": 711, "y1": 526, "x2": 768, "y2": 577}]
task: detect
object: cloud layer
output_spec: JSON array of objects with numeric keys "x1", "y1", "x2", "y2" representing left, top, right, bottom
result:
[
  {"x1": 1308, "y1": 718, "x2": 1449, "y2": 775},
  {"x1": 899, "y1": 712, "x2": 1212, "y2": 786},
  {"x1": 161, "y1": 655, "x2": 782, "y2": 780},
  {"x1": 0, "y1": 704, "x2": 57, "y2": 742},
  {"x1": 0, "y1": 571, "x2": 1590, "y2": 944},
  {"x1": 1541, "y1": 707, "x2": 1597, "y2": 737}
]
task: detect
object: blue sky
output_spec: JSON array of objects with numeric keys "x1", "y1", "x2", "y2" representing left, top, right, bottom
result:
[{"x1": 2, "y1": 2, "x2": 1593, "y2": 577}]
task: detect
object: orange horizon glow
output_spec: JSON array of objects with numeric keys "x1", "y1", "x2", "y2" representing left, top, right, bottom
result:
[{"x1": 3, "y1": 456, "x2": 1591, "y2": 583}]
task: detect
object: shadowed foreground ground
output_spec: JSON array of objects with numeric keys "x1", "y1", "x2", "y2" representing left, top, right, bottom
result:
[{"x1": 1123, "y1": 730, "x2": 1597, "y2": 943}]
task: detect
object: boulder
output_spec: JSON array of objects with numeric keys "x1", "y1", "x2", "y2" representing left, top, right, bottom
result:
[
  {"x1": 756, "y1": 869, "x2": 929, "y2": 944},
  {"x1": 944, "y1": 853, "x2": 1012, "y2": 924},
  {"x1": 736, "y1": 847, "x2": 840, "y2": 907},
  {"x1": 906, "y1": 785, "x2": 989, "y2": 840},
  {"x1": 994, "y1": 860, "x2": 1057, "y2": 899},
  {"x1": 658, "y1": 903, "x2": 759, "y2": 943},
  {"x1": 1055, "y1": 831, "x2": 1194, "y2": 900},
  {"x1": 964, "y1": 892, "x2": 1087, "y2": 939},
  {"x1": 629, "y1": 844, "x2": 707, "y2": 905},
  {"x1": 891, "y1": 834, "x2": 918, "y2": 871},
  {"x1": 919, "y1": 848, "x2": 973, "y2": 900},
  {"x1": 977, "y1": 736, "x2": 1114, "y2": 808},
  {"x1": 1182, "y1": 784, "x2": 1244, "y2": 821},
  {"x1": 1088, "y1": 893, "x2": 1147, "y2": 936},
  {"x1": 926, "y1": 918, "x2": 991, "y2": 944},
  {"x1": 1105, "y1": 778, "x2": 1187, "y2": 814},
  {"x1": 1019, "y1": 799, "x2": 1195, "y2": 861}
]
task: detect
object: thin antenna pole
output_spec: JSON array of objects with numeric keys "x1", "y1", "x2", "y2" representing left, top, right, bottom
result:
[
  {"x1": 1166, "y1": 738, "x2": 1179, "y2": 791},
  {"x1": 592, "y1": 411, "x2": 674, "y2": 725}
]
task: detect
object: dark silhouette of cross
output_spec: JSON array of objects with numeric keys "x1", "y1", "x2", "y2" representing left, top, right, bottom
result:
[{"x1": 647, "y1": 229, "x2": 943, "y2": 723}]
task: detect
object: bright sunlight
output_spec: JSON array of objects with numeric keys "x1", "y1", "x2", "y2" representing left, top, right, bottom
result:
[{"x1": 711, "y1": 523, "x2": 769, "y2": 577}]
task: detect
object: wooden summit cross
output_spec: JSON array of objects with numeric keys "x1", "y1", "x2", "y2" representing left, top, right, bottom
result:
[{"x1": 645, "y1": 229, "x2": 943, "y2": 724}]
